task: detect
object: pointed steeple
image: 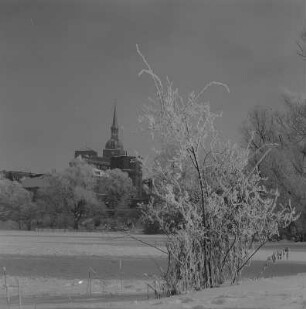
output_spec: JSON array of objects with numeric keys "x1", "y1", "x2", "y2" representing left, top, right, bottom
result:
[
  {"x1": 111, "y1": 103, "x2": 119, "y2": 140},
  {"x1": 103, "y1": 103, "x2": 125, "y2": 161},
  {"x1": 112, "y1": 104, "x2": 118, "y2": 129}
]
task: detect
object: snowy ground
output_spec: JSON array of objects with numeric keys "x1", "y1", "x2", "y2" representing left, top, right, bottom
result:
[
  {"x1": 0, "y1": 231, "x2": 305, "y2": 308},
  {"x1": 131, "y1": 273, "x2": 306, "y2": 309},
  {"x1": 2, "y1": 273, "x2": 306, "y2": 309}
]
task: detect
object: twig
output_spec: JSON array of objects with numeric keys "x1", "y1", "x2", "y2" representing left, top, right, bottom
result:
[
  {"x1": 146, "y1": 283, "x2": 160, "y2": 299},
  {"x1": 124, "y1": 232, "x2": 168, "y2": 255},
  {"x1": 195, "y1": 81, "x2": 230, "y2": 101},
  {"x1": 221, "y1": 235, "x2": 237, "y2": 271},
  {"x1": 237, "y1": 239, "x2": 268, "y2": 274}
]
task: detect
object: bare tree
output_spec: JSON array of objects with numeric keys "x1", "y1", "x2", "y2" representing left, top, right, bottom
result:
[
  {"x1": 241, "y1": 96, "x2": 306, "y2": 235},
  {"x1": 297, "y1": 27, "x2": 306, "y2": 60},
  {"x1": 137, "y1": 46, "x2": 298, "y2": 294}
]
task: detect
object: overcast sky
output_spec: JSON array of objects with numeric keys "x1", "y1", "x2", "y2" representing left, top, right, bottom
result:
[{"x1": 0, "y1": 0, "x2": 304, "y2": 173}]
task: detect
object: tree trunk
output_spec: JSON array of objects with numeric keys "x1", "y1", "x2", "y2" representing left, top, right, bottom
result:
[
  {"x1": 73, "y1": 219, "x2": 79, "y2": 230},
  {"x1": 27, "y1": 221, "x2": 32, "y2": 231}
]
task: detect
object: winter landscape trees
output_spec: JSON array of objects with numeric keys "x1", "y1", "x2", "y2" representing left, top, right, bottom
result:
[
  {"x1": 0, "y1": 177, "x2": 36, "y2": 230},
  {"x1": 137, "y1": 46, "x2": 298, "y2": 294},
  {"x1": 36, "y1": 159, "x2": 100, "y2": 230},
  {"x1": 96, "y1": 168, "x2": 135, "y2": 216},
  {"x1": 240, "y1": 98, "x2": 306, "y2": 236},
  {"x1": 0, "y1": 159, "x2": 137, "y2": 230},
  {"x1": 239, "y1": 28, "x2": 306, "y2": 236}
]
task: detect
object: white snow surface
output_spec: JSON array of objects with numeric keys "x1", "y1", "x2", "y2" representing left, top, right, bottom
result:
[{"x1": 132, "y1": 273, "x2": 306, "y2": 309}]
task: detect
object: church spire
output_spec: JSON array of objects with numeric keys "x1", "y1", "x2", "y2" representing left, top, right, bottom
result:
[
  {"x1": 103, "y1": 103, "x2": 125, "y2": 161},
  {"x1": 111, "y1": 104, "x2": 119, "y2": 140},
  {"x1": 112, "y1": 104, "x2": 118, "y2": 129}
]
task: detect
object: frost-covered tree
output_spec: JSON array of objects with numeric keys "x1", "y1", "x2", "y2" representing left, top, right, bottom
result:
[
  {"x1": 37, "y1": 159, "x2": 99, "y2": 230},
  {"x1": 241, "y1": 96, "x2": 306, "y2": 234},
  {"x1": 96, "y1": 168, "x2": 135, "y2": 215},
  {"x1": 137, "y1": 46, "x2": 298, "y2": 294},
  {"x1": 240, "y1": 26, "x2": 306, "y2": 233},
  {"x1": 36, "y1": 173, "x2": 71, "y2": 228},
  {"x1": 0, "y1": 177, "x2": 36, "y2": 229}
]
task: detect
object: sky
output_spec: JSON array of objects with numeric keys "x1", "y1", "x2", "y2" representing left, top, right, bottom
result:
[{"x1": 0, "y1": 0, "x2": 304, "y2": 173}]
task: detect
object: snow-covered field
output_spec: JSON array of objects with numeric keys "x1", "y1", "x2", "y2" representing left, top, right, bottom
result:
[
  {"x1": 3, "y1": 273, "x2": 306, "y2": 308},
  {"x1": 130, "y1": 273, "x2": 306, "y2": 309},
  {"x1": 0, "y1": 231, "x2": 305, "y2": 308},
  {"x1": 0, "y1": 230, "x2": 166, "y2": 257}
]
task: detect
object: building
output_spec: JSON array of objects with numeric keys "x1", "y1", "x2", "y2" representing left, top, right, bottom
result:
[
  {"x1": 102, "y1": 105, "x2": 126, "y2": 162},
  {"x1": 74, "y1": 106, "x2": 143, "y2": 198},
  {"x1": 0, "y1": 170, "x2": 44, "y2": 182},
  {"x1": 21, "y1": 174, "x2": 51, "y2": 200},
  {"x1": 0, "y1": 170, "x2": 49, "y2": 202}
]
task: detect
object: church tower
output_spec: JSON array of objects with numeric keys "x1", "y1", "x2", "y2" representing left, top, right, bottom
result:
[
  {"x1": 110, "y1": 105, "x2": 119, "y2": 140},
  {"x1": 102, "y1": 105, "x2": 126, "y2": 162}
]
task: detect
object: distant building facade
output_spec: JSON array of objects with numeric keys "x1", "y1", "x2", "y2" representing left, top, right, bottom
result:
[
  {"x1": 0, "y1": 170, "x2": 44, "y2": 182},
  {"x1": 74, "y1": 106, "x2": 143, "y2": 199}
]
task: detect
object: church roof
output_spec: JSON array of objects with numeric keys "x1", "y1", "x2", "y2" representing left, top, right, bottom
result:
[{"x1": 76, "y1": 147, "x2": 96, "y2": 152}]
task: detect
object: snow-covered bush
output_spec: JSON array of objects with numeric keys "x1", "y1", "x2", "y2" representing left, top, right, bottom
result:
[{"x1": 137, "y1": 46, "x2": 299, "y2": 294}]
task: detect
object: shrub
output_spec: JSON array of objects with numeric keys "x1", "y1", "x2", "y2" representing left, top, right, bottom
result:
[{"x1": 137, "y1": 45, "x2": 299, "y2": 294}]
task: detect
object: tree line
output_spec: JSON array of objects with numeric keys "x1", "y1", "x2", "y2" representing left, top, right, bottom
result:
[
  {"x1": 240, "y1": 94, "x2": 306, "y2": 237},
  {"x1": 0, "y1": 158, "x2": 135, "y2": 230}
]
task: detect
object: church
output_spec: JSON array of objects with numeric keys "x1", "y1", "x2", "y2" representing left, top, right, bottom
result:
[{"x1": 74, "y1": 106, "x2": 143, "y2": 199}]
